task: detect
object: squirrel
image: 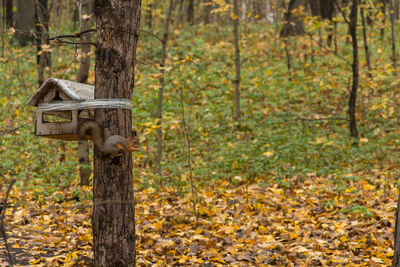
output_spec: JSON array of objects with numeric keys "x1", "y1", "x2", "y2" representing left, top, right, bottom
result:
[{"x1": 78, "y1": 121, "x2": 139, "y2": 158}]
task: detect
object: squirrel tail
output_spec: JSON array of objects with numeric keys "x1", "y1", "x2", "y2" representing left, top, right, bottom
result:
[{"x1": 78, "y1": 121, "x2": 104, "y2": 152}]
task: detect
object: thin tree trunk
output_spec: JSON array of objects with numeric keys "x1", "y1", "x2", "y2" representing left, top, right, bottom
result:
[
  {"x1": 389, "y1": 0, "x2": 397, "y2": 73},
  {"x1": 348, "y1": 0, "x2": 359, "y2": 138},
  {"x1": 156, "y1": 0, "x2": 173, "y2": 180},
  {"x1": 334, "y1": 21, "x2": 338, "y2": 54},
  {"x1": 1, "y1": 0, "x2": 4, "y2": 57},
  {"x1": 360, "y1": 3, "x2": 372, "y2": 77},
  {"x1": 380, "y1": 0, "x2": 386, "y2": 38},
  {"x1": 146, "y1": 2, "x2": 152, "y2": 30},
  {"x1": 93, "y1": 1, "x2": 141, "y2": 265},
  {"x1": 394, "y1": 190, "x2": 400, "y2": 266},
  {"x1": 76, "y1": 0, "x2": 93, "y2": 186},
  {"x1": 233, "y1": 0, "x2": 241, "y2": 121},
  {"x1": 34, "y1": 0, "x2": 51, "y2": 87}
]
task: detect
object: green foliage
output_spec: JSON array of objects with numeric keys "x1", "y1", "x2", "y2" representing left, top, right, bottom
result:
[{"x1": 1, "y1": 12, "x2": 400, "y2": 204}]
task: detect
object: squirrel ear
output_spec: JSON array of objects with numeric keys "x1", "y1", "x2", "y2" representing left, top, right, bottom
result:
[{"x1": 131, "y1": 130, "x2": 137, "y2": 136}]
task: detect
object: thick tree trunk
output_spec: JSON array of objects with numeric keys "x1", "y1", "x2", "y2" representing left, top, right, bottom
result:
[
  {"x1": 348, "y1": 0, "x2": 359, "y2": 138},
  {"x1": 203, "y1": 0, "x2": 211, "y2": 24},
  {"x1": 281, "y1": 0, "x2": 306, "y2": 37},
  {"x1": 319, "y1": 0, "x2": 334, "y2": 46},
  {"x1": 156, "y1": 0, "x2": 173, "y2": 179},
  {"x1": 76, "y1": 0, "x2": 94, "y2": 186},
  {"x1": 5, "y1": 0, "x2": 13, "y2": 27},
  {"x1": 233, "y1": 0, "x2": 241, "y2": 121},
  {"x1": 187, "y1": 0, "x2": 194, "y2": 24},
  {"x1": 14, "y1": 0, "x2": 35, "y2": 46},
  {"x1": 309, "y1": 0, "x2": 320, "y2": 16},
  {"x1": 93, "y1": 1, "x2": 141, "y2": 266},
  {"x1": 35, "y1": 0, "x2": 51, "y2": 87}
]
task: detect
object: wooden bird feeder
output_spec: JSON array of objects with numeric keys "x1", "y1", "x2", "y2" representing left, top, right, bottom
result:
[
  {"x1": 27, "y1": 78, "x2": 95, "y2": 141},
  {"x1": 28, "y1": 78, "x2": 132, "y2": 141}
]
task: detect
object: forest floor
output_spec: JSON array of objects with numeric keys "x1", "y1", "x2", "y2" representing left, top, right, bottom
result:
[
  {"x1": 1, "y1": 16, "x2": 400, "y2": 266},
  {"x1": 0, "y1": 170, "x2": 396, "y2": 266}
]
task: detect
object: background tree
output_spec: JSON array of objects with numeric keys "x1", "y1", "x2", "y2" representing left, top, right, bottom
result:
[
  {"x1": 14, "y1": 0, "x2": 35, "y2": 46},
  {"x1": 348, "y1": 0, "x2": 359, "y2": 137},
  {"x1": 156, "y1": 0, "x2": 174, "y2": 180},
  {"x1": 76, "y1": 0, "x2": 94, "y2": 186},
  {"x1": 5, "y1": 0, "x2": 12, "y2": 27},
  {"x1": 233, "y1": 0, "x2": 241, "y2": 121},
  {"x1": 281, "y1": 0, "x2": 306, "y2": 37},
  {"x1": 187, "y1": 0, "x2": 194, "y2": 24},
  {"x1": 389, "y1": 0, "x2": 397, "y2": 73},
  {"x1": 93, "y1": 0, "x2": 141, "y2": 265},
  {"x1": 34, "y1": 0, "x2": 51, "y2": 87}
]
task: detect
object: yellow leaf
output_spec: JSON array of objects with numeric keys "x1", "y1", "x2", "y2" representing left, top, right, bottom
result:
[
  {"x1": 363, "y1": 183, "x2": 375, "y2": 191},
  {"x1": 80, "y1": 233, "x2": 92, "y2": 242},
  {"x1": 222, "y1": 226, "x2": 235, "y2": 234},
  {"x1": 263, "y1": 151, "x2": 274, "y2": 157},
  {"x1": 64, "y1": 253, "x2": 72, "y2": 263},
  {"x1": 345, "y1": 187, "x2": 357, "y2": 193},
  {"x1": 289, "y1": 232, "x2": 298, "y2": 239},
  {"x1": 210, "y1": 257, "x2": 226, "y2": 264}
]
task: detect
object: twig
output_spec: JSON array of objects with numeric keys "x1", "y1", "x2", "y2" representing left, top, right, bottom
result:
[
  {"x1": 307, "y1": 33, "x2": 352, "y2": 66},
  {"x1": 0, "y1": 120, "x2": 33, "y2": 137},
  {"x1": 333, "y1": 0, "x2": 350, "y2": 25},
  {"x1": 298, "y1": 117, "x2": 349, "y2": 122},
  {"x1": 179, "y1": 75, "x2": 197, "y2": 221},
  {"x1": 0, "y1": 178, "x2": 17, "y2": 267},
  {"x1": 139, "y1": 29, "x2": 164, "y2": 44},
  {"x1": 52, "y1": 39, "x2": 96, "y2": 46},
  {"x1": 48, "y1": 28, "x2": 95, "y2": 41}
]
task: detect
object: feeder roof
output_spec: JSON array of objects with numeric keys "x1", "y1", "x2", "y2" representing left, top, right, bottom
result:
[{"x1": 27, "y1": 78, "x2": 94, "y2": 106}]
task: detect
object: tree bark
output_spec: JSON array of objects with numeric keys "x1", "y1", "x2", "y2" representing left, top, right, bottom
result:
[
  {"x1": 187, "y1": 0, "x2": 194, "y2": 24},
  {"x1": 389, "y1": 0, "x2": 397, "y2": 73},
  {"x1": 348, "y1": 0, "x2": 359, "y2": 138},
  {"x1": 281, "y1": 0, "x2": 306, "y2": 37},
  {"x1": 14, "y1": 0, "x2": 35, "y2": 46},
  {"x1": 394, "y1": 190, "x2": 400, "y2": 266},
  {"x1": 93, "y1": 1, "x2": 141, "y2": 266},
  {"x1": 146, "y1": 2, "x2": 153, "y2": 31},
  {"x1": 233, "y1": 0, "x2": 241, "y2": 121},
  {"x1": 203, "y1": 0, "x2": 211, "y2": 24},
  {"x1": 76, "y1": 0, "x2": 94, "y2": 186},
  {"x1": 319, "y1": 0, "x2": 334, "y2": 46},
  {"x1": 360, "y1": 2, "x2": 372, "y2": 77},
  {"x1": 35, "y1": 0, "x2": 51, "y2": 87},
  {"x1": 156, "y1": 0, "x2": 173, "y2": 179},
  {"x1": 308, "y1": 0, "x2": 320, "y2": 16},
  {"x1": 5, "y1": 0, "x2": 13, "y2": 27},
  {"x1": 380, "y1": 0, "x2": 387, "y2": 38}
]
